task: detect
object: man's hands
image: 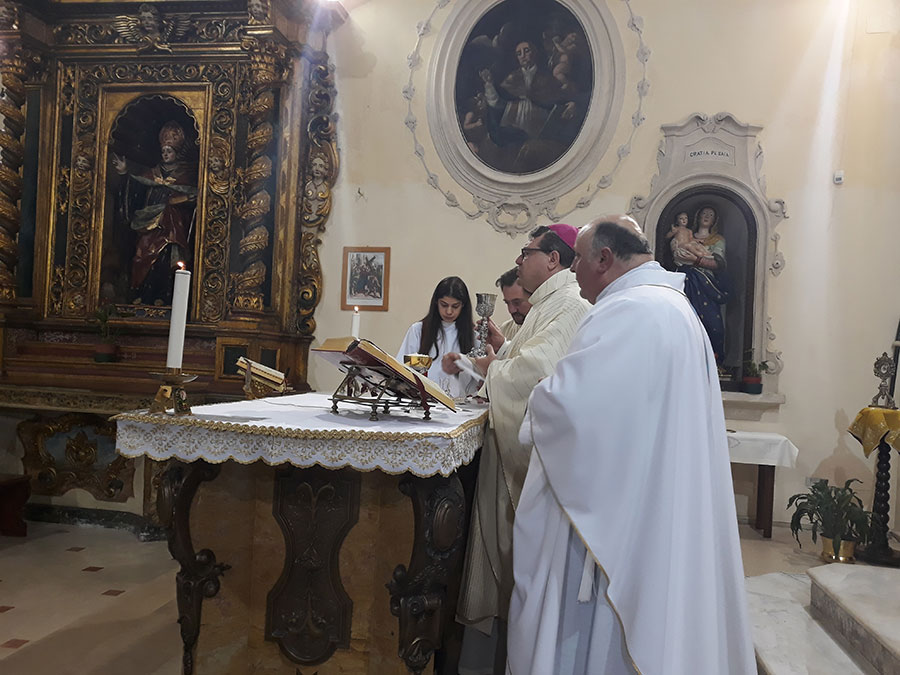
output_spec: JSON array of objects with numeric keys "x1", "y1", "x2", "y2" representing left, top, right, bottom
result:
[
  {"x1": 442, "y1": 344, "x2": 498, "y2": 377},
  {"x1": 473, "y1": 344, "x2": 497, "y2": 375},
  {"x1": 442, "y1": 352, "x2": 462, "y2": 375},
  {"x1": 479, "y1": 317, "x2": 505, "y2": 352}
]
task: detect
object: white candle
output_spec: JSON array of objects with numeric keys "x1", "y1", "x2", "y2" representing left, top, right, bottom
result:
[
  {"x1": 350, "y1": 306, "x2": 360, "y2": 339},
  {"x1": 166, "y1": 267, "x2": 191, "y2": 369}
]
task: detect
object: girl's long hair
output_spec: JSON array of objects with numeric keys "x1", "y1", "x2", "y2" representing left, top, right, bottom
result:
[{"x1": 419, "y1": 276, "x2": 474, "y2": 355}]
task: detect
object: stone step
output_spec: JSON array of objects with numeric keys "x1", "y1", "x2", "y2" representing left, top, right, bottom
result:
[
  {"x1": 746, "y1": 572, "x2": 878, "y2": 675},
  {"x1": 808, "y1": 564, "x2": 900, "y2": 675}
]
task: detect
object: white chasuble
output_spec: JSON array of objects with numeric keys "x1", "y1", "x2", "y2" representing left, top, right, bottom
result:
[
  {"x1": 508, "y1": 262, "x2": 755, "y2": 675},
  {"x1": 498, "y1": 317, "x2": 520, "y2": 343},
  {"x1": 458, "y1": 270, "x2": 589, "y2": 626}
]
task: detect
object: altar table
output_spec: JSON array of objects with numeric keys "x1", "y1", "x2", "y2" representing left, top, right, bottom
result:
[
  {"x1": 727, "y1": 430, "x2": 799, "y2": 538},
  {"x1": 115, "y1": 393, "x2": 488, "y2": 675}
]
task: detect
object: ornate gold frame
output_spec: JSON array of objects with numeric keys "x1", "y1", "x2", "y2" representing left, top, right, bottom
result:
[
  {"x1": 18, "y1": 412, "x2": 134, "y2": 502},
  {"x1": 93, "y1": 85, "x2": 212, "y2": 314}
]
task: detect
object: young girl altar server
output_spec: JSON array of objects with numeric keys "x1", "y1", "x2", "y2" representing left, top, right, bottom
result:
[{"x1": 397, "y1": 276, "x2": 479, "y2": 398}]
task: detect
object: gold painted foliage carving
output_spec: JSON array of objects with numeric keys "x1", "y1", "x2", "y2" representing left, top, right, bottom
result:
[
  {"x1": 296, "y1": 57, "x2": 338, "y2": 336},
  {"x1": 54, "y1": 18, "x2": 245, "y2": 46},
  {"x1": 18, "y1": 414, "x2": 136, "y2": 502}
]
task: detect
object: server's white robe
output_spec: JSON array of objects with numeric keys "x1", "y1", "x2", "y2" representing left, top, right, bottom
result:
[
  {"x1": 459, "y1": 270, "x2": 590, "y2": 626},
  {"x1": 508, "y1": 262, "x2": 755, "y2": 675}
]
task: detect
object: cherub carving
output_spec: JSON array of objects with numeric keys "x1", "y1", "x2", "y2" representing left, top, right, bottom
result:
[
  {"x1": 247, "y1": 0, "x2": 270, "y2": 24},
  {"x1": 113, "y1": 4, "x2": 192, "y2": 53},
  {"x1": 207, "y1": 146, "x2": 232, "y2": 197},
  {"x1": 302, "y1": 154, "x2": 331, "y2": 224}
]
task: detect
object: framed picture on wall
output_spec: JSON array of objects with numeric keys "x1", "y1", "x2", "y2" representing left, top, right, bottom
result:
[{"x1": 341, "y1": 247, "x2": 390, "y2": 311}]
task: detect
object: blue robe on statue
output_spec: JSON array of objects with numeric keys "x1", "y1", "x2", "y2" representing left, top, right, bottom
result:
[{"x1": 678, "y1": 264, "x2": 729, "y2": 362}]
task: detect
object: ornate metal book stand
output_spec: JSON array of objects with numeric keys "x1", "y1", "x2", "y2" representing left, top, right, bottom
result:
[{"x1": 330, "y1": 364, "x2": 432, "y2": 421}]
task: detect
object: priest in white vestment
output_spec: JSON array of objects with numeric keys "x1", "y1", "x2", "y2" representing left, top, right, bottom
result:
[
  {"x1": 445, "y1": 225, "x2": 590, "y2": 671},
  {"x1": 507, "y1": 216, "x2": 755, "y2": 675}
]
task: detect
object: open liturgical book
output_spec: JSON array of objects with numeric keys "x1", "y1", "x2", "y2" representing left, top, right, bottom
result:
[{"x1": 313, "y1": 337, "x2": 456, "y2": 412}]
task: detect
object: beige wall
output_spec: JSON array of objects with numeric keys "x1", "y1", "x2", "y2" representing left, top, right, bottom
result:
[{"x1": 310, "y1": 0, "x2": 900, "y2": 524}]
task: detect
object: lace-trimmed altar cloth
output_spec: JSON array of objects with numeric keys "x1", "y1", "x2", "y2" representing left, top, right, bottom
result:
[{"x1": 114, "y1": 392, "x2": 488, "y2": 478}]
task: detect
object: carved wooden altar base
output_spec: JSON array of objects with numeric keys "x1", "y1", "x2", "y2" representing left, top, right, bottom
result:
[{"x1": 160, "y1": 459, "x2": 472, "y2": 674}]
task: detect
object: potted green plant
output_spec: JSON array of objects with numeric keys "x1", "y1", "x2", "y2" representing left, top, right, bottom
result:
[
  {"x1": 787, "y1": 478, "x2": 870, "y2": 563},
  {"x1": 92, "y1": 305, "x2": 119, "y2": 363},
  {"x1": 741, "y1": 351, "x2": 769, "y2": 394}
]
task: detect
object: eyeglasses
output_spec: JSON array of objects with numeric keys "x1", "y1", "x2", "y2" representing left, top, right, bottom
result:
[{"x1": 519, "y1": 247, "x2": 547, "y2": 259}]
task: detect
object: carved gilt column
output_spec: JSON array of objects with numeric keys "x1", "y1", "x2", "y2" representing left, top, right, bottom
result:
[
  {"x1": 0, "y1": 3, "x2": 28, "y2": 301},
  {"x1": 233, "y1": 35, "x2": 287, "y2": 312},
  {"x1": 296, "y1": 53, "x2": 338, "y2": 336}
]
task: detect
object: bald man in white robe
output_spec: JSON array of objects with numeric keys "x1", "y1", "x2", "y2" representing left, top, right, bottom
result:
[
  {"x1": 507, "y1": 216, "x2": 755, "y2": 675},
  {"x1": 445, "y1": 225, "x2": 590, "y2": 672}
]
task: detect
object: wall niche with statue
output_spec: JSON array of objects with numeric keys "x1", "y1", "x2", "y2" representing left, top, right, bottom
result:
[
  {"x1": 630, "y1": 113, "x2": 788, "y2": 420},
  {"x1": 102, "y1": 95, "x2": 201, "y2": 307},
  {"x1": 654, "y1": 189, "x2": 758, "y2": 383}
]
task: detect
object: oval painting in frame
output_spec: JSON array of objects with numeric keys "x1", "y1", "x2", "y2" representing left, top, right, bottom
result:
[{"x1": 455, "y1": 0, "x2": 593, "y2": 175}]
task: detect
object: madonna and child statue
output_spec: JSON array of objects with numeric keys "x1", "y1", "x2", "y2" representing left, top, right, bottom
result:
[{"x1": 665, "y1": 206, "x2": 730, "y2": 363}]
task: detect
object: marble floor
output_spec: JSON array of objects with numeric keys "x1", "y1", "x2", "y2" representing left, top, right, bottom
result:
[
  {"x1": 0, "y1": 521, "x2": 827, "y2": 674},
  {"x1": 0, "y1": 521, "x2": 181, "y2": 674}
]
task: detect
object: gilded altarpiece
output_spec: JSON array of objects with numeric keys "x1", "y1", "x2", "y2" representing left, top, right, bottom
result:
[{"x1": 0, "y1": 0, "x2": 338, "y2": 516}]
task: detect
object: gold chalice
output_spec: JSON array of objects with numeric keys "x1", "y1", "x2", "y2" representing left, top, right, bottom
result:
[{"x1": 404, "y1": 353, "x2": 433, "y2": 374}]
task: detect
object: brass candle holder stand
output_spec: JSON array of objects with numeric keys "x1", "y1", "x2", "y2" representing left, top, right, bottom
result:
[{"x1": 149, "y1": 368, "x2": 198, "y2": 415}]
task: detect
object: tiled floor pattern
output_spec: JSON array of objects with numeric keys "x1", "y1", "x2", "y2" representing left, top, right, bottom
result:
[
  {"x1": 0, "y1": 521, "x2": 180, "y2": 674},
  {"x1": 0, "y1": 520, "x2": 823, "y2": 674}
]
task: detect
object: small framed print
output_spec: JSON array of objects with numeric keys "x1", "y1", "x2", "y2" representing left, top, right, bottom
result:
[{"x1": 341, "y1": 246, "x2": 390, "y2": 311}]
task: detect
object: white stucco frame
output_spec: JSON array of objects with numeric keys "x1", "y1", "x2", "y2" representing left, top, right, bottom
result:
[{"x1": 404, "y1": 0, "x2": 650, "y2": 235}]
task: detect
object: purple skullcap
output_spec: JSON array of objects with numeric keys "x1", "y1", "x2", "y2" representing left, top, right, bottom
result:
[{"x1": 546, "y1": 223, "x2": 578, "y2": 251}]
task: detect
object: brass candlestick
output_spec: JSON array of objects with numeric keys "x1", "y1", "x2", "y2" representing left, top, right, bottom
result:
[{"x1": 149, "y1": 368, "x2": 198, "y2": 415}]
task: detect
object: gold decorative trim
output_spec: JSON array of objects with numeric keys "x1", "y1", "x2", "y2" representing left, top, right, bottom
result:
[
  {"x1": 53, "y1": 19, "x2": 245, "y2": 47},
  {"x1": 60, "y1": 61, "x2": 237, "y2": 320},
  {"x1": 19, "y1": 413, "x2": 136, "y2": 502},
  {"x1": 113, "y1": 409, "x2": 488, "y2": 442}
]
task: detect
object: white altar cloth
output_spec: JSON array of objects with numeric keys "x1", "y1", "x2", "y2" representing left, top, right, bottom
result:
[
  {"x1": 115, "y1": 393, "x2": 488, "y2": 477},
  {"x1": 727, "y1": 430, "x2": 799, "y2": 468}
]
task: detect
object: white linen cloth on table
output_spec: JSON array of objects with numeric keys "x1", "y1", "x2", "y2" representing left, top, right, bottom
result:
[
  {"x1": 727, "y1": 431, "x2": 799, "y2": 468},
  {"x1": 114, "y1": 392, "x2": 488, "y2": 478}
]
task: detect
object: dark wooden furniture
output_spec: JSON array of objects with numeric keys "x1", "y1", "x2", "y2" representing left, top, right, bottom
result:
[
  {"x1": 727, "y1": 430, "x2": 799, "y2": 539},
  {"x1": 754, "y1": 465, "x2": 775, "y2": 539},
  {"x1": 0, "y1": 474, "x2": 31, "y2": 536}
]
